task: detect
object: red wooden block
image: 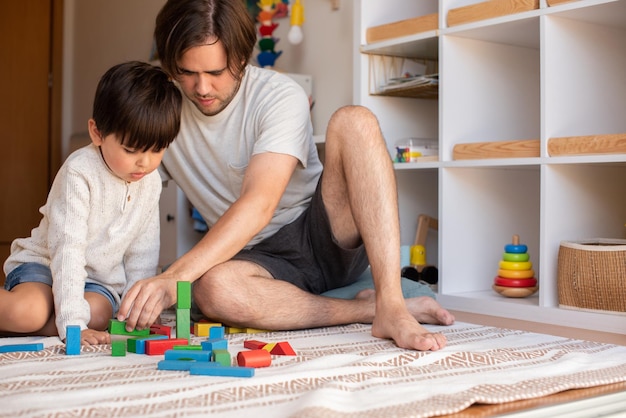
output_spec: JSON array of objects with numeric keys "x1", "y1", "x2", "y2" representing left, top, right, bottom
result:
[
  {"x1": 150, "y1": 324, "x2": 172, "y2": 338},
  {"x1": 271, "y1": 341, "x2": 296, "y2": 356},
  {"x1": 145, "y1": 338, "x2": 189, "y2": 355},
  {"x1": 243, "y1": 339, "x2": 267, "y2": 350},
  {"x1": 237, "y1": 349, "x2": 271, "y2": 368}
]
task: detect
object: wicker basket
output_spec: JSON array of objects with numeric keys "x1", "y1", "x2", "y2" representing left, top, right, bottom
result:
[{"x1": 557, "y1": 239, "x2": 626, "y2": 313}]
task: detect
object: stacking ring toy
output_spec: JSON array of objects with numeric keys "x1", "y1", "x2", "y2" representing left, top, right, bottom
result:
[
  {"x1": 504, "y1": 234, "x2": 527, "y2": 254},
  {"x1": 502, "y1": 252, "x2": 529, "y2": 262},
  {"x1": 494, "y1": 277, "x2": 537, "y2": 287},
  {"x1": 497, "y1": 268, "x2": 535, "y2": 279},
  {"x1": 499, "y1": 260, "x2": 532, "y2": 271}
]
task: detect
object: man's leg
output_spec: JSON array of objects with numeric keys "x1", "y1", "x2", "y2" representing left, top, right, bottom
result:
[
  {"x1": 320, "y1": 105, "x2": 454, "y2": 350},
  {"x1": 193, "y1": 105, "x2": 454, "y2": 350}
]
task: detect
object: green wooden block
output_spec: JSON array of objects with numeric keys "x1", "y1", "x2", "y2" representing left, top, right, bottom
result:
[
  {"x1": 108, "y1": 319, "x2": 150, "y2": 336},
  {"x1": 177, "y1": 281, "x2": 191, "y2": 309},
  {"x1": 111, "y1": 340, "x2": 126, "y2": 357},
  {"x1": 212, "y1": 349, "x2": 231, "y2": 367},
  {"x1": 173, "y1": 344, "x2": 202, "y2": 351},
  {"x1": 176, "y1": 308, "x2": 191, "y2": 340}
]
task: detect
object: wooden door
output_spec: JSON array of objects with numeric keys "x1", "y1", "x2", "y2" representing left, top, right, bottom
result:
[{"x1": 0, "y1": 1, "x2": 63, "y2": 284}]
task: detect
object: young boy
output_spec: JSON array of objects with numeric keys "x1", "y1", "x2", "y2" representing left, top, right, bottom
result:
[{"x1": 1, "y1": 61, "x2": 182, "y2": 345}]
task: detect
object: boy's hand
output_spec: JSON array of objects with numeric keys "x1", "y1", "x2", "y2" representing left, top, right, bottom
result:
[{"x1": 81, "y1": 329, "x2": 111, "y2": 346}]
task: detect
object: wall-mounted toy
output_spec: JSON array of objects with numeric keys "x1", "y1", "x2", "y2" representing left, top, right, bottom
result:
[
  {"x1": 288, "y1": 0, "x2": 304, "y2": 45},
  {"x1": 257, "y1": 0, "x2": 283, "y2": 67},
  {"x1": 492, "y1": 234, "x2": 538, "y2": 298}
]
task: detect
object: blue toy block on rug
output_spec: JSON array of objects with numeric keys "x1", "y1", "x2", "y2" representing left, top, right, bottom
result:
[{"x1": 66, "y1": 325, "x2": 81, "y2": 355}]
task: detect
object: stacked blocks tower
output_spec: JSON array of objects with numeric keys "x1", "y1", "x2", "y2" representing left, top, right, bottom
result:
[
  {"x1": 492, "y1": 235, "x2": 538, "y2": 298},
  {"x1": 176, "y1": 281, "x2": 191, "y2": 341}
]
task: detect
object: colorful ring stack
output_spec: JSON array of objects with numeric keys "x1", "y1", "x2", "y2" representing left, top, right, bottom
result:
[{"x1": 492, "y1": 235, "x2": 538, "y2": 298}]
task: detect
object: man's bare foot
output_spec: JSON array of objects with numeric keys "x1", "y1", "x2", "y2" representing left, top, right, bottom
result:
[{"x1": 356, "y1": 288, "x2": 455, "y2": 351}]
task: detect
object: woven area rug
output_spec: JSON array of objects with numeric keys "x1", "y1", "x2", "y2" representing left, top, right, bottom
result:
[{"x1": 1, "y1": 321, "x2": 625, "y2": 418}]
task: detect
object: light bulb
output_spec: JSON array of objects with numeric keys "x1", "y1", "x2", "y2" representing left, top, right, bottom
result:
[{"x1": 288, "y1": 25, "x2": 303, "y2": 45}]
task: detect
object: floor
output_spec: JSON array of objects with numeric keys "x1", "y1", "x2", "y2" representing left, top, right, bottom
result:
[
  {"x1": 440, "y1": 310, "x2": 626, "y2": 417},
  {"x1": 450, "y1": 310, "x2": 626, "y2": 346}
]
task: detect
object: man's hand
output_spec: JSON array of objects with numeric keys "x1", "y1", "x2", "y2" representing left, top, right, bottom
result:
[
  {"x1": 81, "y1": 329, "x2": 111, "y2": 346},
  {"x1": 117, "y1": 274, "x2": 177, "y2": 331}
]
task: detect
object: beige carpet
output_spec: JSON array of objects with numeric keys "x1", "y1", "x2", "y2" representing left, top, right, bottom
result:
[{"x1": 1, "y1": 321, "x2": 626, "y2": 417}]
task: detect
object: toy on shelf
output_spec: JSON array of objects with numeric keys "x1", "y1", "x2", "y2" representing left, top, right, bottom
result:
[
  {"x1": 492, "y1": 234, "x2": 538, "y2": 298},
  {"x1": 401, "y1": 214, "x2": 438, "y2": 286}
]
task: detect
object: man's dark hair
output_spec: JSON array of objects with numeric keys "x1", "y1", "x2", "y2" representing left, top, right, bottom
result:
[{"x1": 154, "y1": 0, "x2": 257, "y2": 79}]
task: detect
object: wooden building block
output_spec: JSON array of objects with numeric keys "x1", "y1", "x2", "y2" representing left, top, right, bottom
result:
[
  {"x1": 453, "y1": 139, "x2": 540, "y2": 160},
  {"x1": 66, "y1": 325, "x2": 81, "y2": 355},
  {"x1": 243, "y1": 340, "x2": 267, "y2": 350},
  {"x1": 111, "y1": 340, "x2": 126, "y2": 357},
  {"x1": 173, "y1": 345, "x2": 202, "y2": 351},
  {"x1": 547, "y1": 133, "x2": 626, "y2": 156},
  {"x1": 157, "y1": 359, "x2": 198, "y2": 371},
  {"x1": 127, "y1": 335, "x2": 168, "y2": 354},
  {"x1": 447, "y1": 0, "x2": 539, "y2": 27},
  {"x1": 176, "y1": 308, "x2": 190, "y2": 340},
  {"x1": 271, "y1": 341, "x2": 297, "y2": 356},
  {"x1": 190, "y1": 364, "x2": 254, "y2": 378},
  {"x1": 209, "y1": 326, "x2": 225, "y2": 339},
  {"x1": 237, "y1": 349, "x2": 272, "y2": 368},
  {"x1": 149, "y1": 324, "x2": 171, "y2": 338},
  {"x1": 201, "y1": 338, "x2": 228, "y2": 351},
  {"x1": 366, "y1": 13, "x2": 438, "y2": 44},
  {"x1": 176, "y1": 281, "x2": 191, "y2": 309},
  {"x1": 212, "y1": 349, "x2": 231, "y2": 367},
  {"x1": 108, "y1": 319, "x2": 150, "y2": 336},
  {"x1": 0, "y1": 343, "x2": 44, "y2": 353},
  {"x1": 165, "y1": 349, "x2": 212, "y2": 362},
  {"x1": 145, "y1": 338, "x2": 189, "y2": 355}
]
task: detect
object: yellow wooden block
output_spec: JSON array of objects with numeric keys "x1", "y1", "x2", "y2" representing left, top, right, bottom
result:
[
  {"x1": 245, "y1": 328, "x2": 270, "y2": 334},
  {"x1": 262, "y1": 342, "x2": 277, "y2": 352},
  {"x1": 225, "y1": 326, "x2": 246, "y2": 334},
  {"x1": 194, "y1": 322, "x2": 221, "y2": 337}
]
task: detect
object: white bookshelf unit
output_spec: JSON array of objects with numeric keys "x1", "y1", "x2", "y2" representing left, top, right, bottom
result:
[{"x1": 355, "y1": 0, "x2": 626, "y2": 334}]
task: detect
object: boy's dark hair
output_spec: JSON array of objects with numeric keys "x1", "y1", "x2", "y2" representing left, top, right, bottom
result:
[
  {"x1": 92, "y1": 61, "x2": 182, "y2": 152},
  {"x1": 154, "y1": 0, "x2": 256, "y2": 80}
]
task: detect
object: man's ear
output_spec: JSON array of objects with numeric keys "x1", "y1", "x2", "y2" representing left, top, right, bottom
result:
[{"x1": 88, "y1": 119, "x2": 103, "y2": 146}]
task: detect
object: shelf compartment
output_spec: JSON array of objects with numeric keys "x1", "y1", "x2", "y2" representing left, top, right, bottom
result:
[
  {"x1": 453, "y1": 139, "x2": 540, "y2": 160},
  {"x1": 548, "y1": 133, "x2": 626, "y2": 157},
  {"x1": 366, "y1": 13, "x2": 438, "y2": 44},
  {"x1": 447, "y1": 0, "x2": 539, "y2": 27}
]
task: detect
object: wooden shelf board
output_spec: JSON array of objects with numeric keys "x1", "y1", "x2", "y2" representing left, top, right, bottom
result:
[
  {"x1": 447, "y1": 0, "x2": 540, "y2": 27},
  {"x1": 453, "y1": 139, "x2": 540, "y2": 160},
  {"x1": 366, "y1": 13, "x2": 438, "y2": 44},
  {"x1": 548, "y1": 133, "x2": 626, "y2": 156}
]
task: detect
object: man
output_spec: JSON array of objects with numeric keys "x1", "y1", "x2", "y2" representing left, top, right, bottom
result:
[{"x1": 118, "y1": 0, "x2": 454, "y2": 351}]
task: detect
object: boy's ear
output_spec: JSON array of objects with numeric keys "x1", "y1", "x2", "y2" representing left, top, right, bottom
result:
[{"x1": 88, "y1": 119, "x2": 103, "y2": 146}]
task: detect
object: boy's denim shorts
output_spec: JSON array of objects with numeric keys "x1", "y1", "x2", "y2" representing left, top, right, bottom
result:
[{"x1": 4, "y1": 262, "x2": 118, "y2": 313}]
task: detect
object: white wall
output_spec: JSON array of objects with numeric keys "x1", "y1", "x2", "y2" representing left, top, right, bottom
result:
[{"x1": 62, "y1": 0, "x2": 354, "y2": 159}]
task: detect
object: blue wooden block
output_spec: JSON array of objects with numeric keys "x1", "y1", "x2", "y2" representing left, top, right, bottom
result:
[
  {"x1": 157, "y1": 359, "x2": 208, "y2": 371},
  {"x1": 201, "y1": 338, "x2": 227, "y2": 351},
  {"x1": 209, "y1": 326, "x2": 225, "y2": 339},
  {"x1": 0, "y1": 343, "x2": 44, "y2": 353},
  {"x1": 128, "y1": 335, "x2": 168, "y2": 354},
  {"x1": 66, "y1": 325, "x2": 81, "y2": 355},
  {"x1": 164, "y1": 349, "x2": 212, "y2": 362},
  {"x1": 189, "y1": 364, "x2": 254, "y2": 377}
]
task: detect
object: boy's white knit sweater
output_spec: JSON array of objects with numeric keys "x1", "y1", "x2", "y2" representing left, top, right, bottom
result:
[{"x1": 4, "y1": 144, "x2": 161, "y2": 339}]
